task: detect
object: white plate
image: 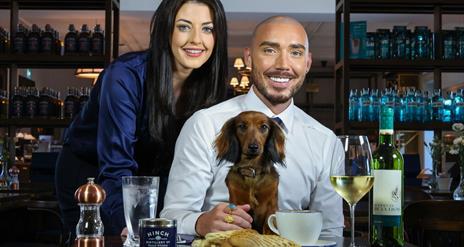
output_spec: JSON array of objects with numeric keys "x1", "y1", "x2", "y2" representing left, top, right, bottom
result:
[{"x1": 302, "y1": 239, "x2": 337, "y2": 247}]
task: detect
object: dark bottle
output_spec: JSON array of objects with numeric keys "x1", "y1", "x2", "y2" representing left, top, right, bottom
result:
[
  {"x1": 413, "y1": 26, "x2": 429, "y2": 60},
  {"x1": 27, "y1": 24, "x2": 41, "y2": 53},
  {"x1": 13, "y1": 24, "x2": 27, "y2": 54},
  {"x1": 24, "y1": 87, "x2": 39, "y2": 118},
  {"x1": 41, "y1": 24, "x2": 54, "y2": 54},
  {"x1": 442, "y1": 30, "x2": 455, "y2": 60},
  {"x1": 78, "y1": 24, "x2": 91, "y2": 55},
  {"x1": 65, "y1": 24, "x2": 78, "y2": 55},
  {"x1": 79, "y1": 87, "x2": 90, "y2": 111},
  {"x1": 365, "y1": 32, "x2": 376, "y2": 59},
  {"x1": 10, "y1": 87, "x2": 24, "y2": 118},
  {"x1": 0, "y1": 27, "x2": 8, "y2": 54},
  {"x1": 391, "y1": 26, "x2": 407, "y2": 59},
  {"x1": 456, "y1": 27, "x2": 464, "y2": 59},
  {"x1": 0, "y1": 137, "x2": 11, "y2": 190},
  {"x1": 91, "y1": 24, "x2": 104, "y2": 56},
  {"x1": 64, "y1": 87, "x2": 79, "y2": 119},
  {"x1": 38, "y1": 87, "x2": 51, "y2": 118},
  {"x1": 376, "y1": 29, "x2": 391, "y2": 59}
]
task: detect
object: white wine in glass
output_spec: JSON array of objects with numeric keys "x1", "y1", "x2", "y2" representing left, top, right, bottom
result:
[{"x1": 331, "y1": 135, "x2": 374, "y2": 247}]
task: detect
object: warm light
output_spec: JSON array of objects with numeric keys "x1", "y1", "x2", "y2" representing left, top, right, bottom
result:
[
  {"x1": 233, "y1": 57, "x2": 245, "y2": 69},
  {"x1": 75, "y1": 68, "x2": 103, "y2": 79},
  {"x1": 240, "y1": 76, "x2": 249, "y2": 87},
  {"x1": 230, "y1": 77, "x2": 239, "y2": 87}
]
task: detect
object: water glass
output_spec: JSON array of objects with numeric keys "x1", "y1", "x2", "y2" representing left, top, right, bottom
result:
[{"x1": 122, "y1": 176, "x2": 159, "y2": 247}]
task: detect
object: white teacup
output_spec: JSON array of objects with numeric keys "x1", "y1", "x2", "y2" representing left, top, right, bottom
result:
[{"x1": 267, "y1": 210, "x2": 322, "y2": 245}]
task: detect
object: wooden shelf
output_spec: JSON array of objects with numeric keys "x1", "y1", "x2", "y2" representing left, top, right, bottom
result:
[
  {"x1": 1, "y1": 0, "x2": 119, "y2": 10},
  {"x1": 335, "y1": 59, "x2": 464, "y2": 72},
  {"x1": 0, "y1": 118, "x2": 71, "y2": 127},
  {"x1": 0, "y1": 54, "x2": 106, "y2": 68},
  {"x1": 348, "y1": 121, "x2": 453, "y2": 131}
]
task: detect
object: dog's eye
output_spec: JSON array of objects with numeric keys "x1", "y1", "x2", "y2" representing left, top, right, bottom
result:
[
  {"x1": 237, "y1": 123, "x2": 247, "y2": 130},
  {"x1": 260, "y1": 124, "x2": 269, "y2": 132}
]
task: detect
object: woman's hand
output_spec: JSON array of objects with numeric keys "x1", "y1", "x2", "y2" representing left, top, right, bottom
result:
[
  {"x1": 195, "y1": 202, "x2": 253, "y2": 237},
  {"x1": 121, "y1": 227, "x2": 128, "y2": 237}
]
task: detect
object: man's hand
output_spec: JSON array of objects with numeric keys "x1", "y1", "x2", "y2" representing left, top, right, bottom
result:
[{"x1": 195, "y1": 203, "x2": 253, "y2": 236}]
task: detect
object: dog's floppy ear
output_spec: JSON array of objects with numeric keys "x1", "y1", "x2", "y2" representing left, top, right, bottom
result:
[
  {"x1": 214, "y1": 117, "x2": 240, "y2": 164},
  {"x1": 265, "y1": 120, "x2": 286, "y2": 166}
]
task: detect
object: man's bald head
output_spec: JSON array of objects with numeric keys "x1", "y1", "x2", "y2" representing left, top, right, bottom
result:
[{"x1": 251, "y1": 16, "x2": 309, "y2": 49}]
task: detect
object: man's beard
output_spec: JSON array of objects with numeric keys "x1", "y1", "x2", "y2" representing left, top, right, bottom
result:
[{"x1": 251, "y1": 69, "x2": 303, "y2": 105}]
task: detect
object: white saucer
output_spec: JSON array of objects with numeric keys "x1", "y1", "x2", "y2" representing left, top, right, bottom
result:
[{"x1": 301, "y1": 239, "x2": 337, "y2": 247}]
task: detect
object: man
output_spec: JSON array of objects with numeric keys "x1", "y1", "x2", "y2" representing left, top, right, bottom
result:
[{"x1": 161, "y1": 16, "x2": 344, "y2": 237}]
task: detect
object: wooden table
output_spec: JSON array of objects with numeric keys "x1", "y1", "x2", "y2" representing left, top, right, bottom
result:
[{"x1": 105, "y1": 235, "x2": 417, "y2": 247}]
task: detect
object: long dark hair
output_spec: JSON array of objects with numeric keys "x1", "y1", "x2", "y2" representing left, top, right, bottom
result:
[{"x1": 146, "y1": 0, "x2": 228, "y2": 143}]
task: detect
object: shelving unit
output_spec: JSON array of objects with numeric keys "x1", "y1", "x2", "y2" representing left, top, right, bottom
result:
[
  {"x1": 335, "y1": 0, "x2": 464, "y2": 134},
  {"x1": 0, "y1": 0, "x2": 120, "y2": 132}
]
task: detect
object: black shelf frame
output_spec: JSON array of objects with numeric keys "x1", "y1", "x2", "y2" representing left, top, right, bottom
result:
[
  {"x1": 0, "y1": 0, "x2": 120, "y2": 132},
  {"x1": 334, "y1": 0, "x2": 464, "y2": 135}
]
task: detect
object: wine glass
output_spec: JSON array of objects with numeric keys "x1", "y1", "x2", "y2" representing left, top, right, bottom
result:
[{"x1": 330, "y1": 135, "x2": 374, "y2": 247}]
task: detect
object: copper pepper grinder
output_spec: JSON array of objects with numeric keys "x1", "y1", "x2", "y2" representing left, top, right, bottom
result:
[{"x1": 74, "y1": 177, "x2": 106, "y2": 247}]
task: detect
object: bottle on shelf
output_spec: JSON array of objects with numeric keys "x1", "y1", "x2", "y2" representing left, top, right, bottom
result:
[
  {"x1": 370, "y1": 89, "x2": 380, "y2": 121},
  {"x1": 348, "y1": 89, "x2": 359, "y2": 122},
  {"x1": 370, "y1": 107, "x2": 404, "y2": 247},
  {"x1": 38, "y1": 87, "x2": 51, "y2": 118},
  {"x1": 27, "y1": 24, "x2": 41, "y2": 53},
  {"x1": 391, "y1": 26, "x2": 408, "y2": 59},
  {"x1": 13, "y1": 24, "x2": 27, "y2": 54},
  {"x1": 41, "y1": 24, "x2": 55, "y2": 54},
  {"x1": 359, "y1": 88, "x2": 371, "y2": 122},
  {"x1": 414, "y1": 90, "x2": 425, "y2": 123},
  {"x1": 431, "y1": 89, "x2": 444, "y2": 122},
  {"x1": 8, "y1": 166, "x2": 19, "y2": 190},
  {"x1": 403, "y1": 88, "x2": 416, "y2": 122},
  {"x1": 0, "y1": 137, "x2": 11, "y2": 190},
  {"x1": 376, "y1": 29, "x2": 391, "y2": 59},
  {"x1": 456, "y1": 27, "x2": 464, "y2": 59},
  {"x1": 454, "y1": 89, "x2": 464, "y2": 123},
  {"x1": 78, "y1": 24, "x2": 91, "y2": 55},
  {"x1": 412, "y1": 26, "x2": 430, "y2": 60},
  {"x1": 0, "y1": 27, "x2": 8, "y2": 54},
  {"x1": 10, "y1": 87, "x2": 24, "y2": 118},
  {"x1": 64, "y1": 87, "x2": 80, "y2": 119},
  {"x1": 443, "y1": 91, "x2": 455, "y2": 123},
  {"x1": 91, "y1": 24, "x2": 104, "y2": 56},
  {"x1": 442, "y1": 30, "x2": 456, "y2": 60},
  {"x1": 65, "y1": 24, "x2": 78, "y2": 55},
  {"x1": 24, "y1": 87, "x2": 39, "y2": 118}
]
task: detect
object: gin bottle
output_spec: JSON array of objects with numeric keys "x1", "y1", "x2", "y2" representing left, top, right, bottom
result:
[
  {"x1": 414, "y1": 90, "x2": 425, "y2": 122},
  {"x1": 443, "y1": 91, "x2": 454, "y2": 123},
  {"x1": 404, "y1": 88, "x2": 416, "y2": 122},
  {"x1": 454, "y1": 89, "x2": 464, "y2": 123},
  {"x1": 370, "y1": 89, "x2": 380, "y2": 121},
  {"x1": 349, "y1": 89, "x2": 359, "y2": 122},
  {"x1": 431, "y1": 89, "x2": 444, "y2": 122},
  {"x1": 359, "y1": 88, "x2": 371, "y2": 122}
]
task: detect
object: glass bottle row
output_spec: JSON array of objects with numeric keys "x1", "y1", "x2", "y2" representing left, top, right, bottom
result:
[
  {"x1": 0, "y1": 23, "x2": 104, "y2": 56},
  {"x1": 361, "y1": 26, "x2": 464, "y2": 60},
  {"x1": 0, "y1": 86, "x2": 91, "y2": 119},
  {"x1": 349, "y1": 88, "x2": 464, "y2": 123}
]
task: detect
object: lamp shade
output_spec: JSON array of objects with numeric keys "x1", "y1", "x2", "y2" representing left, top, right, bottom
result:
[
  {"x1": 233, "y1": 57, "x2": 244, "y2": 69},
  {"x1": 240, "y1": 75, "x2": 250, "y2": 87},
  {"x1": 230, "y1": 77, "x2": 239, "y2": 87},
  {"x1": 75, "y1": 68, "x2": 103, "y2": 79}
]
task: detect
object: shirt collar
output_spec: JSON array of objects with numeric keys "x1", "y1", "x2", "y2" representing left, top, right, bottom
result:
[{"x1": 243, "y1": 86, "x2": 295, "y2": 133}]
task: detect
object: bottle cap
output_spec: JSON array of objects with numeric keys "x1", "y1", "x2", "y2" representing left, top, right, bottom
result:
[{"x1": 74, "y1": 177, "x2": 106, "y2": 204}]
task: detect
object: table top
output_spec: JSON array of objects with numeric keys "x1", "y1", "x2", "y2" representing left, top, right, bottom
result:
[{"x1": 104, "y1": 235, "x2": 417, "y2": 247}]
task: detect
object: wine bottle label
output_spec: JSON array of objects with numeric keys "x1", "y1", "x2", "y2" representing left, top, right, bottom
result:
[{"x1": 372, "y1": 169, "x2": 401, "y2": 226}]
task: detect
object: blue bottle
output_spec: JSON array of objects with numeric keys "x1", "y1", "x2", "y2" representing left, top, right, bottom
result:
[
  {"x1": 442, "y1": 30, "x2": 456, "y2": 60},
  {"x1": 370, "y1": 89, "x2": 380, "y2": 121},
  {"x1": 359, "y1": 88, "x2": 371, "y2": 122},
  {"x1": 349, "y1": 89, "x2": 359, "y2": 122},
  {"x1": 404, "y1": 88, "x2": 416, "y2": 122},
  {"x1": 415, "y1": 90, "x2": 425, "y2": 122},
  {"x1": 456, "y1": 27, "x2": 464, "y2": 59},
  {"x1": 431, "y1": 89, "x2": 444, "y2": 122},
  {"x1": 443, "y1": 91, "x2": 454, "y2": 123},
  {"x1": 392, "y1": 26, "x2": 408, "y2": 59},
  {"x1": 413, "y1": 26, "x2": 429, "y2": 59},
  {"x1": 393, "y1": 89, "x2": 405, "y2": 122},
  {"x1": 376, "y1": 29, "x2": 391, "y2": 59},
  {"x1": 454, "y1": 89, "x2": 464, "y2": 123},
  {"x1": 423, "y1": 91, "x2": 432, "y2": 122}
]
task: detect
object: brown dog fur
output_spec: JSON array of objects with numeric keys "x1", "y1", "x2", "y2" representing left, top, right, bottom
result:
[{"x1": 215, "y1": 111, "x2": 286, "y2": 234}]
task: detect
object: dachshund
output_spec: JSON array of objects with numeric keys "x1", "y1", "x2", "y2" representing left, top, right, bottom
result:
[{"x1": 214, "y1": 111, "x2": 286, "y2": 234}]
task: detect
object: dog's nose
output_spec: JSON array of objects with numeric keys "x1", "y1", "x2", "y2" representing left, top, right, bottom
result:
[{"x1": 248, "y1": 143, "x2": 259, "y2": 154}]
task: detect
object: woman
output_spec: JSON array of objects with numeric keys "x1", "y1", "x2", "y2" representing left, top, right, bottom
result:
[{"x1": 55, "y1": 0, "x2": 228, "y2": 237}]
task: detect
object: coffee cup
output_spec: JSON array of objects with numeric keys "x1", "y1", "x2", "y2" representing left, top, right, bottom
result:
[{"x1": 267, "y1": 210, "x2": 322, "y2": 245}]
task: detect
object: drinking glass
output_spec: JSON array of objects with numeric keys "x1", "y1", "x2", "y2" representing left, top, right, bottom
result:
[
  {"x1": 330, "y1": 135, "x2": 374, "y2": 247},
  {"x1": 122, "y1": 176, "x2": 159, "y2": 247}
]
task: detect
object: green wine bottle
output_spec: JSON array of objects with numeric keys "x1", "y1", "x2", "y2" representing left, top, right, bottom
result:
[{"x1": 370, "y1": 107, "x2": 404, "y2": 246}]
